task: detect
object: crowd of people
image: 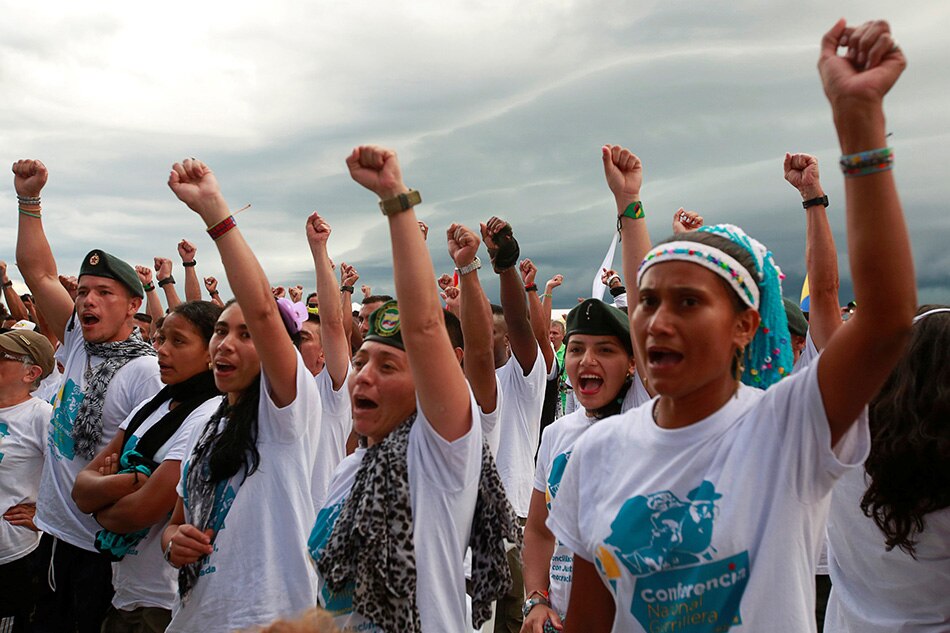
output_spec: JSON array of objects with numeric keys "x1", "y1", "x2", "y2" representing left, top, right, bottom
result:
[{"x1": 0, "y1": 17, "x2": 947, "y2": 633}]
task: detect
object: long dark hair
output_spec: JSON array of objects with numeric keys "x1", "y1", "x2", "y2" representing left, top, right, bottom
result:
[
  {"x1": 860, "y1": 304, "x2": 950, "y2": 556},
  {"x1": 204, "y1": 300, "x2": 264, "y2": 482}
]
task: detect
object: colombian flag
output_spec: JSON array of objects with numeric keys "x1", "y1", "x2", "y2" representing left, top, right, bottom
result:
[{"x1": 800, "y1": 275, "x2": 810, "y2": 312}]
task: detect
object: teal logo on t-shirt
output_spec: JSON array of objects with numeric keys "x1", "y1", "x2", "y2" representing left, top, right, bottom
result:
[
  {"x1": 545, "y1": 450, "x2": 572, "y2": 510},
  {"x1": 308, "y1": 501, "x2": 355, "y2": 615},
  {"x1": 595, "y1": 481, "x2": 748, "y2": 631},
  {"x1": 48, "y1": 378, "x2": 84, "y2": 461},
  {"x1": 0, "y1": 422, "x2": 9, "y2": 464}
]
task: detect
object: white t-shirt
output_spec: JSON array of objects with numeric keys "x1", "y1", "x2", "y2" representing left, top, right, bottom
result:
[
  {"x1": 310, "y1": 367, "x2": 352, "y2": 511},
  {"x1": 35, "y1": 315, "x2": 163, "y2": 551},
  {"x1": 167, "y1": 353, "x2": 320, "y2": 633},
  {"x1": 478, "y1": 374, "x2": 503, "y2": 458},
  {"x1": 313, "y1": 392, "x2": 483, "y2": 633},
  {"x1": 110, "y1": 396, "x2": 221, "y2": 612},
  {"x1": 495, "y1": 350, "x2": 546, "y2": 517},
  {"x1": 0, "y1": 397, "x2": 52, "y2": 564},
  {"x1": 34, "y1": 363, "x2": 63, "y2": 404},
  {"x1": 532, "y1": 379, "x2": 649, "y2": 618},
  {"x1": 824, "y1": 467, "x2": 950, "y2": 632},
  {"x1": 547, "y1": 358, "x2": 869, "y2": 633}
]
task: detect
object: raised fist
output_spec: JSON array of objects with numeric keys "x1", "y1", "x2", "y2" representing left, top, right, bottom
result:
[
  {"x1": 272, "y1": 286, "x2": 286, "y2": 299},
  {"x1": 418, "y1": 221, "x2": 429, "y2": 241},
  {"x1": 306, "y1": 212, "x2": 331, "y2": 247},
  {"x1": 345, "y1": 145, "x2": 407, "y2": 199},
  {"x1": 340, "y1": 263, "x2": 359, "y2": 287},
  {"x1": 361, "y1": 284, "x2": 372, "y2": 299},
  {"x1": 446, "y1": 223, "x2": 480, "y2": 268},
  {"x1": 519, "y1": 259, "x2": 538, "y2": 286},
  {"x1": 672, "y1": 208, "x2": 704, "y2": 235},
  {"x1": 177, "y1": 239, "x2": 197, "y2": 263},
  {"x1": 818, "y1": 19, "x2": 906, "y2": 109},
  {"x1": 441, "y1": 286, "x2": 461, "y2": 316},
  {"x1": 11, "y1": 159, "x2": 48, "y2": 198},
  {"x1": 154, "y1": 257, "x2": 173, "y2": 280},
  {"x1": 783, "y1": 154, "x2": 822, "y2": 198},
  {"x1": 0, "y1": 260, "x2": 7, "y2": 282},
  {"x1": 59, "y1": 275, "x2": 79, "y2": 298},
  {"x1": 135, "y1": 266, "x2": 154, "y2": 286},
  {"x1": 479, "y1": 217, "x2": 520, "y2": 272},
  {"x1": 602, "y1": 145, "x2": 642, "y2": 206},
  {"x1": 437, "y1": 274, "x2": 453, "y2": 291},
  {"x1": 204, "y1": 276, "x2": 218, "y2": 293},
  {"x1": 546, "y1": 274, "x2": 563, "y2": 290},
  {"x1": 601, "y1": 268, "x2": 622, "y2": 288},
  {"x1": 288, "y1": 285, "x2": 304, "y2": 303},
  {"x1": 167, "y1": 159, "x2": 226, "y2": 218}
]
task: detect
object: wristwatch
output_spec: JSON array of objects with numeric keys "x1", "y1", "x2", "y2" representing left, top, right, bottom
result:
[
  {"x1": 456, "y1": 256, "x2": 481, "y2": 276},
  {"x1": 378, "y1": 189, "x2": 422, "y2": 216},
  {"x1": 163, "y1": 540, "x2": 174, "y2": 564},
  {"x1": 522, "y1": 595, "x2": 550, "y2": 619}
]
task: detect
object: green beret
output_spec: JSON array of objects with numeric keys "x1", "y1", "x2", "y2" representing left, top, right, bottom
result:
[
  {"x1": 78, "y1": 250, "x2": 144, "y2": 299},
  {"x1": 783, "y1": 297, "x2": 809, "y2": 338},
  {"x1": 566, "y1": 299, "x2": 632, "y2": 355},
  {"x1": 362, "y1": 300, "x2": 404, "y2": 351}
]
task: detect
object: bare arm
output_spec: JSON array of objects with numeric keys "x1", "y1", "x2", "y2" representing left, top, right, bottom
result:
[
  {"x1": 0, "y1": 261, "x2": 29, "y2": 321},
  {"x1": 541, "y1": 274, "x2": 563, "y2": 324},
  {"x1": 562, "y1": 556, "x2": 615, "y2": 633},
  {"x1": 603, "y1": 145, "x2": 652, "y2": 331},
  {"x1": 178, "y1": 240, "x2": 202, "y2": 302},
  {"x1": 135, "y1": 266, "x2": 165, "y2": 325},
  {"x1": 815, "y1": 19, "x2": 915, "y2": 445},
  {"x1": 203, "y1": 276, "x2": 225, "y2": 308},
  {"x1": 784, "y1": 153, "x2": 842, "y2": 350},
  {"x1": 521, "y1": 259, "x2": 555, "y2": 373},
  {"x1": 94, "y1": 460, "x2": 181, "y2": 533},
  {"x1": 448, "y1": 224, "x2": 497, "y2": 414},
  {"x1": 72, "y1": 432, "x2": 145, "y2": 513},
  {"x1": 168, "y1": 159, "x2": 299, "y2": 407},
  {"x1": 522, "y1": 490, "x2": 563, "y2": 632},
  {"x1": 339, "y1": 263, "x2": 359, "y2": 352},
  {"x1": 12, "y1": 160, "x2": 75, "y2": 341},
  {"x1": 347, "y1": 146, "x2": 471, "y2": 441},
  {"x1": 483, "y1": 217, "x2": 538, "y2": 375},
  {"x1": 161, "y1": 498, "x2": 214, "y2": 568},
  {"x1": 154, "y1": 258, "x2": 182, "y2": 311},
  {"x1": 307, "y1": 213, "x2": 350, "y2": 390}
]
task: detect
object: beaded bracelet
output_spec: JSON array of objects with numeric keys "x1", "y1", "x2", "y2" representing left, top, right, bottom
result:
[
  {"x1": 840, "y1": 147, "x2": 893, "y2": 178},
  {"x1": 207, "y1": 215, "x2": 236, "y2": 240},
  {"x1": 16, "y1": 195, "x2": 41, "y2": 205}
]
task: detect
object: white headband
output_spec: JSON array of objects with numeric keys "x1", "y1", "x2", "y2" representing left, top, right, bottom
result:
[
  {"x1": 913, "y1": 308, "x2": 950, "y2": 323},
  {"x1": 637, "y1": 241, "x2": 760, "y2": 309}
]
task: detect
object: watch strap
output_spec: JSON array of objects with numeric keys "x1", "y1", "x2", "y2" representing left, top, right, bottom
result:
[
  {"x1": 456, "y1": 256, "x2": 481, "y2": 276},
  {"x1": 802, "y1": 195, "x2": 829, "y2": 209},
  {"x1": 379, "y1": 189, "x2": 422, "y2": 216}
]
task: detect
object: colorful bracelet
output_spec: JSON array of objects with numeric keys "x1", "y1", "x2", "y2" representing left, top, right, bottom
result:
[
  {"x1": 524, "y1": 283, "x2": 538, "y2": 293},
  {"x1": 839, "y1": 147, "x2": 893, "y2": 178},
  {"x1": 16, "y1": 195, "x2": 41, "y2": 205},
  {"x1": 18, "y1": 207, "x2": 42, "y2": 219},
  {"x1": 142, "y1": 282, "x2": 155, "y2": 292},
  {"x1": 617, "y1": 200, "x2": 645, "y2": 238},
  {"x1": 207, "y1": 215, "x2": 236, "y2": 240},
  {"x1": 182, "y1": 261, "x2": 197, "y2": 268},
  {"x1": 540, "y1": 293, "x2": 552, "y2": 299}
]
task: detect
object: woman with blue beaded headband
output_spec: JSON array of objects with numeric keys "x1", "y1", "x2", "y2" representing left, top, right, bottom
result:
[{"x1": 547, "y1": 18, "x2": 915, "y2": 633}]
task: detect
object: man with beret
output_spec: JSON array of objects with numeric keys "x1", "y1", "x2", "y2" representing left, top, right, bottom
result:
[
  {"x1": 13, "y1": 159, "x2": 162, "y2": 632},
  {"x1": 0, "y1": 329, "x2": 55, "y2": 630}
]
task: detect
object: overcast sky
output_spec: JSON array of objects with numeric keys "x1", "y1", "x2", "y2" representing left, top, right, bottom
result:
[{"x1": 2, "y1": 0, "x2": 948, "y2": 309}]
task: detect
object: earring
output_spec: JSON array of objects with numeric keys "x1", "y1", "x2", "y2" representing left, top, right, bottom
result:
[
  {"x1": 733, "y1": 347, "x2": 745, "y2": 384},
  {"x1": 208, "y1": 360, "x2": 214, "y2": 370}
]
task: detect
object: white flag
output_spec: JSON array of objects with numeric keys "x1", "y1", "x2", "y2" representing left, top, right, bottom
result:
[{"x1": 591, "y1": 233, "x2": 618, "y2": 300}]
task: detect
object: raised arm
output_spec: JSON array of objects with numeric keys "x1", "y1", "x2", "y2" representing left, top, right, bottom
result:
[
  {"x1": 306, "y1": 212, "x2": 350, "y2": 389},
  {"x1": 447, "y1": 223, "x2": 497, "y2": 414},
  {"x1": 339, "y1": 262, "x2": 359, "y2": 347},
  {"x1": 520, "y1": 258, "x2": 555, "y2": 372},
  {"x1": 168, "y1": 159, "x2": 299, "y2": 407},
  {"x1": 135, "y1": 265, "x2": 165, "y2": 326},
  {"x1": 346, "y1": 146, "x2": 471, "y2": 441},
  {"x1": 12, "y1": 160, "x2": 75, "y2": 341},
  {"x1": 178, "y1": 240, "x2": 203, "y2": 302},
  {"x1": 154, "y1": 257, "x2": 182, "y2": 310},
  {"x1": 482, "y1": 217, "x2": 538, "y2": 374},
  {"x1": 203, "y1": 276, "x2": 225, "y2": 307},
  {"x1": 541, "y1": 273, "x2": 562, "y2": 323},
  {"x1": 603, "y1": 145, "x2": 652, "y2": 326},
  {"x1": 815, "y1": 19, "x2": 915, "y2": 444},
  {"x1": 0, "y1": 261, "x2": 29, "y2": 321},
  {"x1": 784, "y1": 153, "x2": 841, "y2": 349}
]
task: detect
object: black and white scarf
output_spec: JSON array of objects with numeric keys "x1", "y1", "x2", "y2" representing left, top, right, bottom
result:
[
  {"x1": 178, "y1": 398, "x2": 242, "y2": 603},
  {"x1": 318, "y1": 415, "x2": 521, "y2": 632},
  {"x1": 72, "y1": 329, "x2": 157, "y2": 460}
]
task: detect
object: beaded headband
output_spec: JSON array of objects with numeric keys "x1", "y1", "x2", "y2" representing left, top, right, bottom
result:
[{"x1": 637, "y1": 241, "x2": 760, "y2": 309}]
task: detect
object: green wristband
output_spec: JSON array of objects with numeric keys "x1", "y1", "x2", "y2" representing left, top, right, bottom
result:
[{"x1": 621, "y1": 201, "x2": 645, "y2": 220}]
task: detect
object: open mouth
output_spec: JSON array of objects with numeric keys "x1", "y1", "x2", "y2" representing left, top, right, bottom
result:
[
  {"x1": 647, "y1": 348, "x2": 684, "y2": 368},
  {"x1": 577, "y1": 373, "x2": 604, "y2": 395},
  {"x1": 80, "y1": 314, "x2": 100, "y2": 327},
  {"x1": 352, "y1": 396, "x2": 378, "y2": 411},
  {"x1": 214, "y1": 361, "x2": 236, "y2": 376}
]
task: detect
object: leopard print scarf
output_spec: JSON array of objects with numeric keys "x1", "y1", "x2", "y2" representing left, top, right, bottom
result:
[
  {"x1": 72, "y1": 327, "x2": 157, "y2": 460},
  {"x1": 319, "y1": 414, "x2": 520, "y2": 631}
]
